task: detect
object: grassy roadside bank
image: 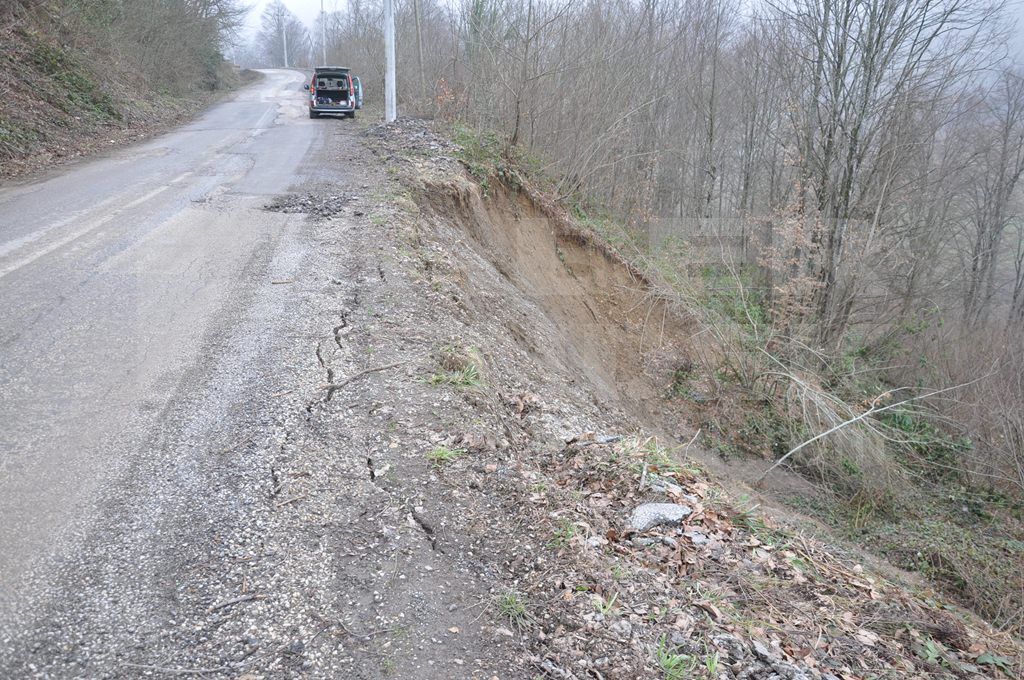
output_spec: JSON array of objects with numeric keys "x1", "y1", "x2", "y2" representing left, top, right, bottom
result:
[{"x1": 1, "y1": 3, "x2": 255, "y2": 180}]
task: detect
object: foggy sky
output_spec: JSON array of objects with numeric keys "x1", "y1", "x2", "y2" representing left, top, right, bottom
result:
[{"x1": 242, "y1": 0, "x2": 1024, "y2": 62}]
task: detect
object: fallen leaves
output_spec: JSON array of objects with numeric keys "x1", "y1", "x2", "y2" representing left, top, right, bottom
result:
[{"x1": 517, "y1": 434, "x2": 1021, "y2": 678}]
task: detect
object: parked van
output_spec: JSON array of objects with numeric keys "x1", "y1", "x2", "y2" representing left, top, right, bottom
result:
[{"x1": 305, "y1": 67, "x2": 357, "y2": 119}]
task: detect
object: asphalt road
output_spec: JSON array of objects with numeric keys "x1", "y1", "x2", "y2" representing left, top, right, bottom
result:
[{"x1": 0, "y1": 69, "x2": 326, "y2": 645}]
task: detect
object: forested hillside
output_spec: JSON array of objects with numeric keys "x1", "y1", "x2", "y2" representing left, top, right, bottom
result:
[
  {"x1": 248, "y1": 0, "x2": 1024, "y2": 637},
  {"x1": 0, "y1": 0, "x2": 244, "y2": 176}
]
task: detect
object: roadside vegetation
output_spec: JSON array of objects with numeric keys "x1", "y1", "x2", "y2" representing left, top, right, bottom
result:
[
  {"x1": 1, "y1": 0, "x2": 246, "y2": 175},
  {"x1": 435, "y1": 125, "x2": 1024, "y2": 638},
  {"x1": 428, "y1": 344, "x2": 485, "y2": 388},
  {"x1": 6, "y1": 0, "x2": 1023, "y2": 666}
]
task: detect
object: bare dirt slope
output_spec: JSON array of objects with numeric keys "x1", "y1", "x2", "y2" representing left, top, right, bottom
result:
[{"x1": 349, "y1": 120, "x2": 1024, "y2": 678}]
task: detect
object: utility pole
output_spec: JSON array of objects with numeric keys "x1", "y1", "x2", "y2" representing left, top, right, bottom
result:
[
  {"x1": 413, "y1": 0, "x2": 426, "y2": 102},
  {"x1": 384, "y1": 0, "x2": 397, "y2": 122},
  {"x1": 282, "y1": 16, "x2": 289, "y2": 68},
  {"x1": 320, "y1": 0, "x2": 327, "y2": 65}
]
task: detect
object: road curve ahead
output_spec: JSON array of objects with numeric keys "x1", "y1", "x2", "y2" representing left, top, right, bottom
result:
[{"x1": 0, "y1": 69, "x2": 325, "y2": 641}]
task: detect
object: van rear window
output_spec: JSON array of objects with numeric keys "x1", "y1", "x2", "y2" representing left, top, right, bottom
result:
[{"x1": 316, "y1": 77, "x2": 348, "y2": 89}]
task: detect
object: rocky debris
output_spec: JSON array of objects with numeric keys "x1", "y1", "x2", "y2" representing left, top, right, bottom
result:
[
  {"x1": 365, "y1": 118, "x2": 460, "y2": 174},
  {"x1": 263, "y1": 193, "x2": 353, "y2": 218},
  {"x1": 684, "y1": 528, "x2": 709, "y2": 545},
  {"x1": 608, "y1": 619, "x2": 633, "y2": 639},
  {"x1": 646, "y1": 472, "x2": 684, "y2": 495},
  {"x1": 512, "y1": 432, "x2": 1020, "y2": 678},
  {"x1": 627, "y1": 502, "x2": 691, "y2": 532},
  {"x1": 566, "y1": 431, "x2": 622, "y2": 447}
]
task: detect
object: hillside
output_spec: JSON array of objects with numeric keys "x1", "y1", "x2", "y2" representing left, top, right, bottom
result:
[
  {"x1": 0, "y1": 0, "x2": 246, "y2": 178},
  {"x1": 344, "y1": 117, "x2": 1024, "y2": 678},
  {"x1": 0, "y1": 68, "x2": 1021, "y2": 676}
]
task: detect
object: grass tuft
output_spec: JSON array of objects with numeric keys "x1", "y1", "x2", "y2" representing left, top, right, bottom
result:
[
  {"x1": 655, "y1": 634, "x2": 696, "y2": 680},
  {"x1": 495, "y1": 590, "x2": 532, "y2": 629},
  {"x1": 428, "y1": 345, "x2": 485, "y2": 388},
  {"x1": 426, "y1": 445, "x2": 466, "y2": 466}
]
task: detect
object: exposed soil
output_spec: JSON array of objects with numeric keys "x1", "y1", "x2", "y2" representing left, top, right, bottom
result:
[{"x1": 323, "y1": 118, "x2": 1023, "y2": 677}]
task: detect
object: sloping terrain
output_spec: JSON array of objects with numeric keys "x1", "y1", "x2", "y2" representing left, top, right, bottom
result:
[
  {"x1": 1, "y1": 93, "x2": 1020, "y2": 676},
  {"x1": 0, "y1": 3, "x2": 246, "y2": 178},
  {"x1": 347, "y1": 121, "x2": 1024, "y2": 677}
]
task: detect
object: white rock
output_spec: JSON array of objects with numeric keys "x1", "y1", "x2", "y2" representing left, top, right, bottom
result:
[{"x1": 628, "y1": 503, "x2": 691, "y2": 532}]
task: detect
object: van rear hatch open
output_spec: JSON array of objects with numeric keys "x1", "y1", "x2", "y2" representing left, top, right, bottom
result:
[{"x1": 312, "y1": 70, "x2": 350, "y2": 109}]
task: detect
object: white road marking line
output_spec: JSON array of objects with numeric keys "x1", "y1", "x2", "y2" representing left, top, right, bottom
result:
[
  {"x1": 0, "y1": 194, "x2": 123, "y2": 260},
  {"x1": 122, "y1": 185, "x2": 170, "y2": 210},
  {"x1": 0, "y1": 184, "x2": 172, "y2": 280}
]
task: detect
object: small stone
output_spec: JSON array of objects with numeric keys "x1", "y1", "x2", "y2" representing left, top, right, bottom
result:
[
  {"x1": 648, "y1": 474, "x2": 684, "y2": 496},
  {"x1": 685, "y1": 530, "x2": 709, "y2": 545},
  {"x1": 609, "y1": 619, "x2": 632, "y2": 638},
  {"x1": 752, "y1": 640, "x2": 774, "y2": 660},
  {"x1": 628, "y1": 503, "x2": 691, "y2": 532}
]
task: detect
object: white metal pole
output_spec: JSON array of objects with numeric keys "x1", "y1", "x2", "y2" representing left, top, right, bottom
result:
[
  {"x1": 321, "y1": 0, "x2": 327, "y2": 65},
  {"x1": 282, "y1": 19, "x2": 289, "y2": 68},
  {"x1": 384, "y1": 0, "x2": 397, "y2": 122}
]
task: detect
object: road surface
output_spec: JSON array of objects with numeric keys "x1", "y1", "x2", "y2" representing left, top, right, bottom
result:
[
  {"x1": 0, "y1": 68, "x2": 522, "y2": 680},
  {"x1": 0, "y1": 69, "x2": 328, "y2": 669}
]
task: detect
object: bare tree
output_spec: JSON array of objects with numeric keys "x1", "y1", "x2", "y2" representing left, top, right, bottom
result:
[
  {"x1": 962, "y1": 69, "x2": 1024, "y2": 325},
  {"x1": 257, "y1": 0, "x2": 309, "y2": 68}
]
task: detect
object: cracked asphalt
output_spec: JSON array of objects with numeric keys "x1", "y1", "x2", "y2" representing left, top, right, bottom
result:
[
  {"x1": 0, "y1": 69, "x2": 354, "y2": 676},
  {"x1": 0, "y1": 67, "x2": 524, "y2": 679},
  {"x1": 0, "y1": 69, "x2": 318, "y2": 586}
]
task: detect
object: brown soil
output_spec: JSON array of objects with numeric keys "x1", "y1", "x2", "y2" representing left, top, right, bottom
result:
[
  {"x1": 421, "y1": 169, "x2": 834, "y2": 511},
  {"x1": 9, "y1": 108, "x2": 1016, "y2": 677},
  {"x1": 425, "y1": 177, "x2": 697, "y2": 412}
]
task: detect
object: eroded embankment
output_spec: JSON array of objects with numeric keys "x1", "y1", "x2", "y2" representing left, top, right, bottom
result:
[
  {"x1": 424, "y1": 176, "x2": 699, "y2": 424},
  {"x1": 387, "y1": 136, "x2": 1023, "y2": 677}
]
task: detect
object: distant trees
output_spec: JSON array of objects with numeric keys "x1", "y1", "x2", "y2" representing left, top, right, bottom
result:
[
  {"x1": 276, "y1": 0, "x2": 1024, "y2": 341},
  {"x1": 962, "y1": 70, "x2": 1024, "y2": 326},
  {"x1": 54, "y1": 0, "x2": 246, "y2": 90},
  {"x1": 256, "y1": 0, "x2": 309, "y2": 68},
  {"x1": 248, "y1": 0, "x2": 1024, "y2": 498},
  {"x1": 775, "y1": 0, "x2": 1001, "y2": 345}
]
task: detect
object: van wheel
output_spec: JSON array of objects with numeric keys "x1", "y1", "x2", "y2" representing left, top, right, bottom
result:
[
  {"x1": 348, "y1": 112, "x2": 356, "y2": 119},
  {"x1": 309, "y1": 110, "x2": 319, "y2": 119}
]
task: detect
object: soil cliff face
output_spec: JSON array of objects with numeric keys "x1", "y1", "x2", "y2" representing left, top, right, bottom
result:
[{"x1": 425, "y1": 178, "x2": 696, "y2": 414}]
